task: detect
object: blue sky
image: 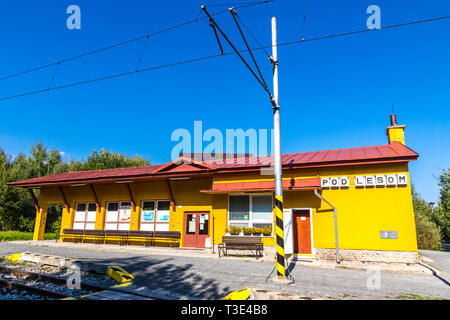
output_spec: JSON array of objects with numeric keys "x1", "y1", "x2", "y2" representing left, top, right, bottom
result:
[{"x1": 0, "y1": 0, "x2": 449, "y2": 203}]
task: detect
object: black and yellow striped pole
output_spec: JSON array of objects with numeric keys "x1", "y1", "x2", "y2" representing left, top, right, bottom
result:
[
  {"x1": 274, "y1": 195, "x2": 286, "y2": 277},
  {"x1": 271, "y1": 17, "x2": 286, "y2": 279}
]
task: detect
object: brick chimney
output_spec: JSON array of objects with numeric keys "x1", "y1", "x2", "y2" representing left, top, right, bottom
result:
[{"x1": 386, "y1": 113, "x2": 405, "y2": 145}]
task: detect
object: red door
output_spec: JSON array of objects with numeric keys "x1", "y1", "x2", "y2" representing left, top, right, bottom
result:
[
  {"x1": 293, "y1": 210, "x2": 312, "y2": 254},
  {"x1": 184, "y1": 212, "x2": 210, "y2": 248}
]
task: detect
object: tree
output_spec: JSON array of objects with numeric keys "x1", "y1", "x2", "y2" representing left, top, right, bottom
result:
[
  {"x1": 412, "y1": 186, "x2": 442, "y2": 250},
  {"x1": 69, "y1": 149, "x2": 149, "y2": 171},
  {"x1": 433, "y1": 169, "x2": 450, "y2": 242},
  {"x1": 0, "y1": 143, "x2": 150, "y2": 232}
]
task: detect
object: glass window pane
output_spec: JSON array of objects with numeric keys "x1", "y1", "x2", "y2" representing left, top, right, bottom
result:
[
  {"x1": 74, "y1": 210, "x2": 85, "y2": 222},
  {"x1": 186, "y1": 214, "x2": 196, "y2": 234},
  {"x1": 85, "y1": 223, "x2": 96, "y2": 230},
  {"x1": 88, "y1": 203, "x2": 97, "y2": 212},
  {"x1": 142, "y1": 201, "x2": 155, "y2": 211},
  {"x1": 230, "y1": 223, "x2": 248, "y2": 228},
  {"x1": 157, "y1": 201, "x2": 170, "y2": 211},
  {"x1": 118, "y1": 223, "x2": 130, "y2": 231},
  {"x1": 141, "y1": 209, "x2": 155, "y2": 223},
  {"x1": 76, "y1": 203, "x2": 86, "y2": 212},
  {"x1": 106, "y1": 211, "x2": 118, "y2": 222},
  {"x1": 86, "y1": 211, "x2": 96, "y2": 222},
  {"x1": 156, "y1": 210, "x2": 170, "y2": 222},
  {"x1": 105, "y1": 223, "x2": 117, "y2": 230},
  {"x1": 155, "y1": 223, "x2": 169, "y2": 231},
  {"x1": 140, "y1": 223, "x2": 154, "y2": 231},
  {"x1": 229, "y1": 196, "x2": 249, "y2": 221},
  {"x1": 253, "y1": 223, "x2": 272, "y2": 229},
  {"x1": 199, "y1": 214, "x2": 209, "y2": 235},
  {"x1": 73, "y1": 222, "x2": 85, "y2": 230},
  {"x1": 252, "y1": 196, "x2": 273, "y2": 220},
  {"x1": 107, "y1": 202, "x2": 118, "y2": 212},
  {"x1": 119, "y1": 203, "x2": 131, "y2": 223}
]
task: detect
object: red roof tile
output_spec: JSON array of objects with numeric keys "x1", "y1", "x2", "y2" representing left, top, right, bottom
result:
[{"x1": 8, "y1": 142, "x2": 418, "y2": 188}]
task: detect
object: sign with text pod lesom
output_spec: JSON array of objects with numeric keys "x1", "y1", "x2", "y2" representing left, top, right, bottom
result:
[{"x1": 321, "y1": 174, "x2": 408, "y2": 189}]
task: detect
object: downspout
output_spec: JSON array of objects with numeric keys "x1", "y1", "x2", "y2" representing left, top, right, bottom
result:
[{"x1": 314, "y1": 189, "x2": 340, "y2": 264}]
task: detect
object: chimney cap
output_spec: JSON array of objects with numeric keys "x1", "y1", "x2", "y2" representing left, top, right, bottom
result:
[{"x1": 390, "y1": 114, "x2": 398, "y2": 126}]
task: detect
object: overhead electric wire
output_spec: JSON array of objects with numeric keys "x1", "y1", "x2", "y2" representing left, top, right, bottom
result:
[
  {"x1": 202, "y1": 5, "x2": 275, "y2": 105},
  {"x1": 47, "y1": 62, "x2": 61, "y2": 90},
  {"x1": 229, "y1": 8, "x2": 270, "y2": 92},
  {"x1": 234, "y1": 12, "x2": 271, "y2": 58},
  {"x1": 0, "y1": 13, "x2": 449, "y2": 102},
  {"x1": 0, "y1": 0, "x2": 274, "y2": 82},
  {"x1": 135, "y1": 35, "x2": 150, "y2": 71}
]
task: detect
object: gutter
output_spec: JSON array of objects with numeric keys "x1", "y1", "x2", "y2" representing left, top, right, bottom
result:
[{"x1": 314, "y1": 189, "x2": 340, "y2": 264}]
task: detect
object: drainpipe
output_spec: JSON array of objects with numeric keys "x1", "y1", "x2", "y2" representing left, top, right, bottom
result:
[{"x1": 314, "y1": 189, "x2": 340, "y2": 264}]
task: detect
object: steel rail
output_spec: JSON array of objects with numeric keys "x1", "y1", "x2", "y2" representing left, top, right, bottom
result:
[{"x1": 0, "y1": 265, "x2": 159, "y2": 300}]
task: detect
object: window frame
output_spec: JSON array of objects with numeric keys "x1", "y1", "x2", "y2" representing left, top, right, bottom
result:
[
  {"x1": 228, "y1": 193, "x2": 273, "y2": 235},
  {"x1": 139, "y1": 199, "x2": 171, "y2": 232},
  {"x1": 104, "y1": 201, "x2": 132, "y2": 231},
  {"x1": 73, "y1": 202, "x2": 97, "y2": 230}
]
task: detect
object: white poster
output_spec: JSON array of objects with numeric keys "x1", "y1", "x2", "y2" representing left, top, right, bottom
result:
[
  {"x1": 283, "y1": 209, "x2": 294, "y2": 255},
  {"x1": 119, "y1": 204, "x2": 131, "y2": 222}
]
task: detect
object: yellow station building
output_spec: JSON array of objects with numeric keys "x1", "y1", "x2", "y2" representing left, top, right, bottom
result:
[{"x1": 8, "y1": 117, "x2": 419, "y2": 263}]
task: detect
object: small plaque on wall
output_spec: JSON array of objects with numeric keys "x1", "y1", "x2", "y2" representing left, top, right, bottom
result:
[{"x1": 380, "y1": 231, "x2": 398, "y2": 239}]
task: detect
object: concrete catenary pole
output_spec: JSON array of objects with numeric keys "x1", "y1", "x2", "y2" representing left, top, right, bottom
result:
[{"x1": 271, "y1": 16, "x2": 286, "y2": 278}]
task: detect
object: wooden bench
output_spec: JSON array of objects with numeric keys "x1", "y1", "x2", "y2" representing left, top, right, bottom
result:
[
  {"x1": 127, "y1": 231, "x2": 155, "y2": 247},
  {"x1": 83, "y1": 230, "x2": 105, "y2": 244},
  {"x1": 152, "y1": 231, "x2": 181, "y2": 248},
  {"x1": 104, "y1": 230, "x2": 129, "y2": 246},
  {"x1": 61, "y1": 229, "x2": 84, "y2": 243},
  {"x1": 218, "y1": 236, "x2": 263, "y2": 258},
  {"x1": 61, "y1": 229, "x2": 181, "y2": 248}
]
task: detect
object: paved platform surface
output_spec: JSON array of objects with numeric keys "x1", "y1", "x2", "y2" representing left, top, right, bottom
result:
[
  {"x1": 1, "y1": 241, "x2": 449, "y2": 300},
  {"x1": 420, "y1": 249, "x2": 450, "y2": 275}
]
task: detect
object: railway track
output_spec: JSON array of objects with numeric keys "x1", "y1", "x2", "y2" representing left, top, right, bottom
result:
[{"x1": 0, "y1": 265, "x2": 155, "y2": 300}]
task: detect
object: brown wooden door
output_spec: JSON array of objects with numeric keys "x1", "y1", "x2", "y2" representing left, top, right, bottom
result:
[
  {"x1": 293, "y1": 210, "x2": 312, "y2": 254},
  {"x1": 184, "y1": 212, "x2": 210, "y2": 248}
]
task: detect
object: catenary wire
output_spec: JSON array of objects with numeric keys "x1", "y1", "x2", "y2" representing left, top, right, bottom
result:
[
  {"x1": 0, "y1": 0, "x2": 274, "y2": 82},
  {"x1": 0, "y1": 13, "x2": 449, "y2": 102}
]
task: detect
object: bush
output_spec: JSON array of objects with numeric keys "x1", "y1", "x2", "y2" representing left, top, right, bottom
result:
[
  {"x1": 17, "y1": 216, "x2": 35, "y2": 232},
  {"x1": 262, "y1": 225, "x2": 272, "y2": 236},
  {"x1": 251, "y1": 227, "x2": 263, "y2": 235},
  {"x1": 242, "y1": 227, "x2": 252, "y2": 235},
  {"x1": 412, "y1": 186, "x2": 442, "y2": 250},
  {"x1": 415, "y1": 212, "x2": 442, "y2": 250},
  {"x1": 227, "y1": 225, "x2": 241, "y2": 235}
]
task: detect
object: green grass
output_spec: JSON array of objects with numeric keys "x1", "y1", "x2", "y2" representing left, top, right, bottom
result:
[
  {"x1": 396, "y1": 293, "x2": 446, "y2": 300},
  {"x1": 0, "y1": 231, "x2": 59, "y2": 242}
]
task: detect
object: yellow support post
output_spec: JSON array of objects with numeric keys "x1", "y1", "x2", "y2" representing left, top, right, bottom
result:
[{"x1": 33, "y1": 204, "x2": 48, "y2": 241}]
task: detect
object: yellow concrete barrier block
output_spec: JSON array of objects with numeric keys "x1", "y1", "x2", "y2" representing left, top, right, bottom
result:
[
  {"x1": 6, "y1": 253, "x2": 22, "y2": 262},
  {"x1": 106, "y1": 266, "x2": 134, "y2": 283},
  {"x1": 223, "y1": 288, "x2": 250, "y2": 300}
]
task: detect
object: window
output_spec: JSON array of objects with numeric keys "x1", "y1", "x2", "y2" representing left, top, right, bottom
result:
[
  {"x1": 228, "y1": 194, "x2": 273, "y2": 233},
  {"x1": 73, "y1": 202, "x2": 97, "y2": 230},
  {"x1": 105, "y1": 201, "x2": 131, "y2": 231},
  {"x1": 140, "y1": 200, "x2": 171, "y2": 232}
]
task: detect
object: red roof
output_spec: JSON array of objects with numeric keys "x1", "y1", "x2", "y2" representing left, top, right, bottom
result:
[
  {"x1": 8, "y1": 142, "x2": 418, "y2": 188},
  {"x1": 201, "y1": 178, "x2": 321, "y2": 194}
]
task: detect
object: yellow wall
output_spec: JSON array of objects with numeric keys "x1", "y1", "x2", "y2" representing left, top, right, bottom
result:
[
  {"x1": 36, "y1": 162, "x2": 417, "y2": 253},
  {"x1": 212, "y1": 162, "x2": 417, "y2": 252}
]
